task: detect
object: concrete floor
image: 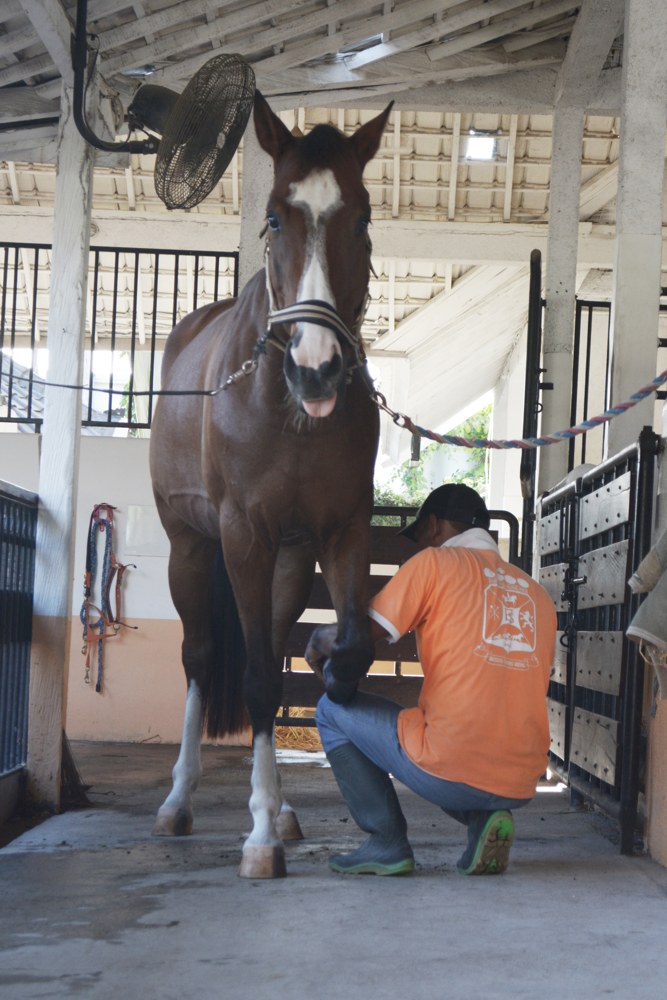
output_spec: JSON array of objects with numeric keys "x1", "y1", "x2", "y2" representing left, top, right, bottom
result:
[{"x1": 2, "y1": 741, "x2": 667, "y2": 1000}]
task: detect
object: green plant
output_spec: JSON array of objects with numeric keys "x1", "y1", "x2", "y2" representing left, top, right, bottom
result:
[{"x1": 374, "y1": 404, "x2": 491, "y2": 513}]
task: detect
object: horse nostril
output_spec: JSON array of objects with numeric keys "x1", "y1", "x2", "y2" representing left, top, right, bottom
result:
[
  {"x1": 321, "y1": 353, "x2": 343, "y2": 382},
  {"x1": 284, "y1": 350, "x2": 344, "y2": 400}
]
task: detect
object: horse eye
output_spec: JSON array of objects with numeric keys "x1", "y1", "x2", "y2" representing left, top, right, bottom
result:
[
  {"x1": 356, "y1": 217, "x2": 370, "y2": 235},
  {"x1": 267, "y1": 212, "x2": 281, "y2": 232}
]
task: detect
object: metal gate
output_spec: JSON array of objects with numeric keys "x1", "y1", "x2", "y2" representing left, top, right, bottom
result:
[
  {"x1": 537, "y1": 427, "x2": 660, "y2": 853},
  {"x1": 0, "y1": 481, "x2": 38, "y2": 778}
]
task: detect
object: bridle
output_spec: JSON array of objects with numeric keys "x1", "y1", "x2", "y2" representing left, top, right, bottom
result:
[{"x1": 221, "y1": 235, "x2": 371, "y2": 390}]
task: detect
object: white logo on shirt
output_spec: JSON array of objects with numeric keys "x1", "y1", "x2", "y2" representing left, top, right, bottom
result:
[{"x1": 474, "y1": 567, "x2": 538, "y2": 668}]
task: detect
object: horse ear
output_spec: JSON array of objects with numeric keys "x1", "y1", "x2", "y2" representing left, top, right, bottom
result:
[
  {"x1": 253, "y1": 90, "x2": 294, "y2": 163},
  {"x1": 349, "y1": 102, "x2": 394, "y2": 169}
]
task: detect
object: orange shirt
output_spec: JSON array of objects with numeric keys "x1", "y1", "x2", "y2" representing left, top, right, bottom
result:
[{"x1": 368, "y1": 530, "x2": 556, "y2": 799}]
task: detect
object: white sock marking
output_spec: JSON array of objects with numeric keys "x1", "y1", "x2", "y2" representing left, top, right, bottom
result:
[
  {"x1": 245, "y1": 731, "x2": 282, "y2": 848},
  {"x1": 158, "y1": 679, "x2": 202, "y2": 817}
]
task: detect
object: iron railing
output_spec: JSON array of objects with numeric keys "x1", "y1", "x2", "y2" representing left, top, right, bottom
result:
[
  {"x1": 0, "y1": 481, "x2": 38, "y2": 776},
  {"x1": 0, "y1": 242, "x2": 239, "y2": 432},
  {"x1": 538, "y1": 427, "x2": 660, "y2": 853}
]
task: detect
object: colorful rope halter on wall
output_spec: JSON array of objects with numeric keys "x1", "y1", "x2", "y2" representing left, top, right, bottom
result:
[{"x1": 80, "y1": 503, "x2": 136, "y2": 692}]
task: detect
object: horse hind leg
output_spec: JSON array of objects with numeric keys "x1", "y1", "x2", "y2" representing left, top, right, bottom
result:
[
  {"x1": 152, "y1": 521, "x2": 218, "y2": 837},
  {"x1": 153, "y1": 679, "x2": 203, "y2": 836}
]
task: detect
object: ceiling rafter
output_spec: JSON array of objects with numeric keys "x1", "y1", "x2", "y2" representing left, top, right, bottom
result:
[
  {"x1": 426, "y1": 0, "x2": 580, "y2": 62},
  {"x1": 349, "y1": 0, "x2": 534, "y2": 71},
  {"x1": 554, "y1": 0, "x2": 625, "y2": 107},
  {"x1": 18, "y1": 0, "x2": 73, "y2": 84}
]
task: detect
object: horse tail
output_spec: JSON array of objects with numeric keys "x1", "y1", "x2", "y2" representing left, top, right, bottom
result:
[{"x1": 201, "y1": 545, "x2": 248, "y2": 740}]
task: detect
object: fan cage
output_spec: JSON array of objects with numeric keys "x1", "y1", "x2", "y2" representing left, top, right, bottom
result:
[{"x1": 155, "y1": 53, "x2": 255, "y2": 210}]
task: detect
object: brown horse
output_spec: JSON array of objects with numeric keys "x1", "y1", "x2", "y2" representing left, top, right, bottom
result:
[{"x1": 149, "y1": 92, "x2": 393, "y2": 877}]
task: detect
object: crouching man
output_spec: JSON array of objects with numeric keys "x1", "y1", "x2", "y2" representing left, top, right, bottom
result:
[{"x1": 306, "y1": 484, "x2": 557, "y2": 876}]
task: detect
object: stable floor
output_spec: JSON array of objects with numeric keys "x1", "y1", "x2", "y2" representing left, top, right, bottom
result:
[{"x1": 2, "y1": 741, "x2": 667, "y2": 1000}]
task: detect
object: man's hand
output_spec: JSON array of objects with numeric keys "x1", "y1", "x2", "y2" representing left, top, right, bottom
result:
[
  {"x1": 306, "y1": 624, "x2": 358, "y2": 702},
  {"x1": 304, "y1": 624, "x2": 338, "y2": 681}
]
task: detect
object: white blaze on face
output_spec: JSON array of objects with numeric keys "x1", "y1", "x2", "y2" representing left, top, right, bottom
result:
[{"x1": 287, "y1": 169, "x2": 343, "y2": 404}]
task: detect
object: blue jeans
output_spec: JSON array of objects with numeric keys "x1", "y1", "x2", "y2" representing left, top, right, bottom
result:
[{"x1": 315, "y1": 692, "x2": 530, "y2": 815}]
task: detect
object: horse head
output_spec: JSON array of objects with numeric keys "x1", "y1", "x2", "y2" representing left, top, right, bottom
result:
[{"x1": 253, "y1": 92, "x2": 393, "y2": 419}]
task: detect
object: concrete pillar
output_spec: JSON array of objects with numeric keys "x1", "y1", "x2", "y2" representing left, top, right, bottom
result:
[
  {"x1": 27, "y1": 85, "x2": 94, "y2": 809},
  {"x1": 237, "y1": 114, "x2": 273, "y2": 292},
  {"x1": 538, "y1": 106, "x2": 585, "y2": 494},
  {"x1": 607, "y1": 0, "x2": 667, "y2": 456}
]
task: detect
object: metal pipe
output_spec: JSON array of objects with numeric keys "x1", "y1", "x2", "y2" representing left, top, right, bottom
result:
[
  {"x1": 519, "y1": 248, "x2": 543, "y2": 572},
  {"x1": 73, "y1": 0, "x2": 158, "y2": 155}
]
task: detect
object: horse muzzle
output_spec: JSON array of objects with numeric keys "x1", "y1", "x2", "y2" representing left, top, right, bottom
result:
[{"x1": 284, "y1": 348, "x2": 345, "y2": 419}]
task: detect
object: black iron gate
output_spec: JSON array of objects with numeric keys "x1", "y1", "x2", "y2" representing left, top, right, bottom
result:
[
  {"x1": 537, "y1": 427, "x2": 660, "y2": 853},
  {"x1": 0, "y1": 481, "x2": 38, "y2": 777}
]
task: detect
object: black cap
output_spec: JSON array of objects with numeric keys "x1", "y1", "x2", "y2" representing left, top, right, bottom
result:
[{"x1": 399, "y1": 484, "x2": 490, "y2": 541}]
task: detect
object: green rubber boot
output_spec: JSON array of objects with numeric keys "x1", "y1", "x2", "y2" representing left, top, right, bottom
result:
[
  {"x1": 456, "y1": 810, "x2": 514, "y2": 875},
  {"x1": 327, "y1": 743, "x2": 415, "y2": 876}
]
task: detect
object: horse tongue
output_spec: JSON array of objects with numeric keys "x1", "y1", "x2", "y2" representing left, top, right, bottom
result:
[{"x1": 302, "y1": 395, "x2": 337, "y2": 419}]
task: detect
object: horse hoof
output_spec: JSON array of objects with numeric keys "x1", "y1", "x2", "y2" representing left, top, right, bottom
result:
[
  {"x1": 152, "y1": 807, "x2": 193, "y2": 837},
  {"x1": 239, "y1": 845, "x2": 287, "y2": 879},
  {"x1": 276, "y1": 808, "x2": 304, "y2": 841}
]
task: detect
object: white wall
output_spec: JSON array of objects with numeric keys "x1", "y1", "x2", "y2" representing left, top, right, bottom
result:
[{"x1": 1, "y1": 433, "x2": 177, "y2": 622}]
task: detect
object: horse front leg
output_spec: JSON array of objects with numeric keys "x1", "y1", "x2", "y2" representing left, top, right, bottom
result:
[
  {"x1": 269, "y1": 539, "x2": 317, "y2": 842},
  {"x1": 319, "y1": 519, "x2": 375, "y2": 700},
  {"x1": 221, "y1": 529, "x2": 287, "y2": 878}
]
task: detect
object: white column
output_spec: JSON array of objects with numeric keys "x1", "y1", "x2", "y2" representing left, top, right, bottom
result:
[
  {"x1": 27, "y1": 85, "x2": 94, "y2": 809},
  {"x1": 538, "y1": 106, "x2": 585, "y2": 494},
  {"x1": 237, "y1": 115, "x2": 273, "y2": 292},
  {"x1": 607, "y1": 0, "x2": 667, "y2": 455}
]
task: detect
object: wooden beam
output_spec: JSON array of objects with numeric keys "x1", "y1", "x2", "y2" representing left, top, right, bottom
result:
[
  {"x1": 0, "y1": 87, "x2": 59, "y2": 123},
  {"x1": 102, "y1": 0, "x2": 316, "y2": 76},
  {"x1": 448, "y1": 113, "x2": 461, "y2": 222},
  {"x1": 19, "y1": 0, "x2": 74, "y2": 84},
  {"x1": 426, "y1": 0, "x2": 582, "y2": 62},
  {"x1": 256, "y1": 47, "x2": 564, "y2": 105},
  {"x1": 349, "y1": 0, "x2": 529, "y2": 70},
  {"x1": 4, "y1": 204, "x2": 666, "y2": 268},
  {"x1": 503, "y1": 114, "x2": 518, "y2": 222},
  {"x1": 555, "y1": 0, "x2": 625, "y2": 107},
  {"x1": 579, "y1": 162, "x2": 618, "y2": 220},
  {"x1": 391, "y1": 110, "x2": 401, "y2": 218}
]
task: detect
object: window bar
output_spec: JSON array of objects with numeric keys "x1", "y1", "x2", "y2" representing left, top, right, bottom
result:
[
  {"x1": 127, "y1": 251, "x2": 140, "y2": 427},
  {"x1": 0, "y1": 247, "x2": 9, "y2": 412},
  {"x1": 232, "y1": 251, "x2": 239, "y2": 298},
  {"x1": 171, "y1": 253, "x2": 180, "y2": 328},
  {"x1": 27, "y1": 247, "x2": 39, "y2": 424},
  {"x1": 581, "y1": 304, "x2": 595, "y2": 465},
  {"x1": 193, "y1": 253, "x2": 200, "y2": 310},
  {"x1": 87, "y1": 251, "x2": 101, "y2": 423},
  {"x1": 214, "y1": 252, "x2": 221, "y2": 301},
  {"x1": 108, "y1": 250, "x2": 120, "y2": 424},
  {"x1": 147, "y1": 252, "x2": 160, "y2": 428},
  {"x1": 8, "y1": 247, "x2": 19, "y2": 419}
]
